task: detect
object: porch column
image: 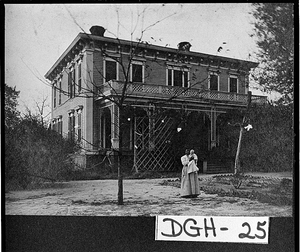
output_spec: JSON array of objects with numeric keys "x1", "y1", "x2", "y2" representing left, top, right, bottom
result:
[
  {"x1": 110, "y1": 103, "x2": 120, "y2": 149},
  {"x1": 99, "y1": 108, "x2": 104, "y2": 148},
  {"x1": 204, "y1": 107, "x2": 219, "y2": 150},
  {"x1": 82, "y1": 48, "x2": 94, "y2": 151},
  {"x1": 146, "y1": 103, "x2": 155, "y2": 151},
  {"x1": 210, "y1": 107, "x2": 217, "y2": 148}
]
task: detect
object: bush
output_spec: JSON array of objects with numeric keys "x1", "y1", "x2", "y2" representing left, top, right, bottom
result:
[
  {"x1": 240, "y1": 103, "x2": 294, "y2": 172},
  {"x1": 5, "y1": 116, "x2": 78, "y2": 189},
  {"x1": 216, "y1": 103, "x2": 293, "y2": 173}
]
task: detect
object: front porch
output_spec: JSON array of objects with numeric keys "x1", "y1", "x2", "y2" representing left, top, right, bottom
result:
[
  {"x1": 90, "y1": 81, "x2": 267, "y2": 174},
  {"x1": 96, "y1": 103, "x2": 242, "y2": 174}
]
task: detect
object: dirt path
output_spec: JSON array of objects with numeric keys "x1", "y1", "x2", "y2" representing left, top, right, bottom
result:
[{"x1": 5, "y1": 176, "x2": 292, "y2": 217}]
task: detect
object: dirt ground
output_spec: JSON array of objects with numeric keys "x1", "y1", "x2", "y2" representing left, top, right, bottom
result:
[{"x1": 5, "y1": 172, "x2": 293, "y2": 217}]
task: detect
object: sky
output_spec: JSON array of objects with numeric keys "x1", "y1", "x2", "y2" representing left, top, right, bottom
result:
[{"x1": 5, "y1": 3, "x2": 272, "y2": 118}]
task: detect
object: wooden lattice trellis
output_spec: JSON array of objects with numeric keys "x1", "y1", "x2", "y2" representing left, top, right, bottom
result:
[{"x1": 134, "y1": 114, "x2": 176, "y2": 172}]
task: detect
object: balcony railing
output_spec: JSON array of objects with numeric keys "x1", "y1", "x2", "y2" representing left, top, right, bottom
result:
[{"x1": 100, "y1": 80, "x2": 267, "y2": 105}]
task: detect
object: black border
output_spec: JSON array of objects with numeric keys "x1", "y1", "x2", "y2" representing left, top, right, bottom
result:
[
  {"x1": 4, "y1": 216, "x2": 295, "y2": 252},
  {"x1": 2, "y1": 2, "x2": 298, "y2": 252}
]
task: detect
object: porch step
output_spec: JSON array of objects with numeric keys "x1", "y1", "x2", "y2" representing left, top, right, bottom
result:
[{"x1": 206, "y1": 163, "x2": 233, "y2": 174}]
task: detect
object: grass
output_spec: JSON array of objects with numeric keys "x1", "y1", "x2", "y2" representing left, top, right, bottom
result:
[
  {"x1": 161, "y1": 174, "x2": 293, "y2": 206},
  {"x1": 5, "y1": 170, "x2": 182, "y2": 191}
]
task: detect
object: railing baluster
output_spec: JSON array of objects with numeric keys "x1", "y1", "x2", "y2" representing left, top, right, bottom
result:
[{"x1": 101, "y1": 81, "x2": 266, "y2": 104}]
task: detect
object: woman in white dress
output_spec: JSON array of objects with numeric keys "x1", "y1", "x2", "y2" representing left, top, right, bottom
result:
[{"x1": 180, "y1": 149, "x2": 200, "y2": 198}]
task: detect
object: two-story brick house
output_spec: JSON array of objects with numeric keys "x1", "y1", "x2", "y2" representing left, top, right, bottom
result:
[{"x1": 45, "y1": 25, "x2": 266, "y2": 173}]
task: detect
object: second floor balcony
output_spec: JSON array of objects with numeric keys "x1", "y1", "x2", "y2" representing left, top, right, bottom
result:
[{"x1": 99, "y1": 80, "x2": 267, "y2": 106}]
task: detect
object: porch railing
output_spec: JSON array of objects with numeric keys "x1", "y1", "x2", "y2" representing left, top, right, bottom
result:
[{"x1": 100, "y1": 80, "x2": 267, "y2": 104}]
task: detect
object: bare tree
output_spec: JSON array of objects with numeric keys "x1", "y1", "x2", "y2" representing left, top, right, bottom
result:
[
  {"x1": 22, "y1": 95, "x2": 51, "y2": 127},
  {"x1": 48, "y1": 5, "x2": 221, "y2": 205},
  {"x1": 62, "y1": 6, "x2": 185, "y2": 205}
]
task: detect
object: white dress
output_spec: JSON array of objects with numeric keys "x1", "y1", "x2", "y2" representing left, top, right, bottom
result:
[{"x1": 180, "y1": 155, "x2": 200, "y2": 197}]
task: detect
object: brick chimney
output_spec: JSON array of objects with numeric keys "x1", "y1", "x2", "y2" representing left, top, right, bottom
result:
[
  {"x1": 178, "y1": 41, "x2": 192, "y2": 51},
  {"x1": 89, "y1": 26, "x2": 105, "y2": 36}
]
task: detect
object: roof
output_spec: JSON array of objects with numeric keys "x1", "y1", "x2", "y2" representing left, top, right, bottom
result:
[{"x1": 45, "y1": 32, "x2": 259, "y2": 81}]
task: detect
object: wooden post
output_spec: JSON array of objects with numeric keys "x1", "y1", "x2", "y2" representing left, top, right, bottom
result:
[
  {"x1": 234, "y1": 91, "x2": 252, "y2": 175},
  {"x1": 133, "y1": 116, "x2": 138, "y2": 173},
  {"x1": 234, "y1": 124, "x2": 244, "y2": 174},
  {"x1": 147, "y1": 104, "x2": 155, "y2": 151}
]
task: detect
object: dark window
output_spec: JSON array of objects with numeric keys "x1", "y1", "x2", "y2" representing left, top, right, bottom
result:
[
  {"x1": 101, "y1": 111, "x2": 111, "y2": 148},
  {"x1": 210, "y1": 74, "x2": 218, "y2": 91},
  {"x1": 105, "y1": 60, "x2": 117, "y2": 82},
  {"x1": 77, "y1": 112, "x2": 82, "y2": 141},
  {"x1": 58, "y1": 80, "x2": 62, "y2": 105},
  {"x1": 230, "y1": 77, "x2": 237, "y2": 93},
  {"x1": 68, "y1": 114, "x2": 75, "y2": 140},
  {"x1": 72, "y1": 68, "x2": 76, "y2": 96},
  {"x1": 183, "y1": 71, "x2": 188, "y2": 88},
  {"x1": 58, "y1": 119, "x2": 62, "y2": 135},
  {"x1": 173, "y1": 70, "x2": 182, "y2": 87},
  {"x1": 132, "y1": 64, "x2": 143, "y2": 83},
  {"x1": 168, "y1": 69, "x2": 172, "y2": 86},
  {"x1": 52, "y1": 121, "x2": 57, "y2": 132},
  {"x1": 68, "y1": 72, "x2": 73, "y2": 98},
  {"x1": 122, "y1": 120, "x2": 131, "y2": 149},
  {"x1": 78, "y1": 63, "x2": 82, "y2": 92},
  {"x1": 53, "y1": 86, "x2": 56, "y2": 108},
  {"x1": 168, "y1": 69, "x2": 188, "y2": 87}
]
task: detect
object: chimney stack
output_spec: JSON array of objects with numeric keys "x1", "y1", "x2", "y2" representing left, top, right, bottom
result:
[
  {"x1": 89, "y1": 26, "x2": 105, "y2": 37},
  {"x1": 178, "y1": 41, "x2": 192, "y2": 51}
]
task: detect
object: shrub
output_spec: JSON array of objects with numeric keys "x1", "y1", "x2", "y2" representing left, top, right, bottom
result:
[
  {"x1": 240, "y1": 103, "x2": 294, "y2": 172},
  {"x1": 5, "y1": 116, "x2": 78, "y2": 189}
]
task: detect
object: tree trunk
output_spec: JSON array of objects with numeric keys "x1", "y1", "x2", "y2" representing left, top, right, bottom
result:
[
  {"x1": 117, "y1": 152, "x2": 123, "y2": 205},
  {"x1": 117, "y1": 106, "x2": 123, "y2": 205}
]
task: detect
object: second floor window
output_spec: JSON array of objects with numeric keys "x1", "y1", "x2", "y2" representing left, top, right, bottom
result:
[
  {"x1": 229, "y1": 76, "x2": 238, "y2": 93},
  {"x1": 53, "y1": 85, "x2": 57, "y2": 108},
  {"x1": 167, "y1": 67, "x2": 189, "y2": 87},
  {"x1": 68, "y1": 69, "x2": 76, "y2": 98},
  {"x1": 72, "y1": 68, "x2": 76, "y2": 96},
  {"x1": 68, "y1": 71, "x2": 73, "y2": 98},
  {"x1": 131, "y1": 63, "x2": 143, "y2": 83},
  {"x1": 105, "y1": 60, "x2": 117, "y2": 82},
  {"x1": 77, "y1": 62, "x2": 82, "y2": 92},
  {"x1": 209, "y1": 74, "x2": 218, "y2": 91},
  {"x1": 58, "y1": 80, "x2": 62, "y2": 105}
]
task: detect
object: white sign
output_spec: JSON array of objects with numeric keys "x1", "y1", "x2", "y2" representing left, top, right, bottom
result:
[{"x1": 155, "y1": 216, "x2": 269, "y2": 244}]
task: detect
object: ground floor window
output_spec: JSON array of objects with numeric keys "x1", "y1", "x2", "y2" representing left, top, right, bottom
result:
[
  {"x1": 77, "y1": 110, "x2": 82, "y2": 141},
  {"x1": 68, "y1": 111, "x2": 75, "y2": 140},
  {"x1": 58, "y1": 117, "x2": 63, "y2": 135},
  {"x1": 100, "y1": 108, "x2": 112, "y2": 149}
]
